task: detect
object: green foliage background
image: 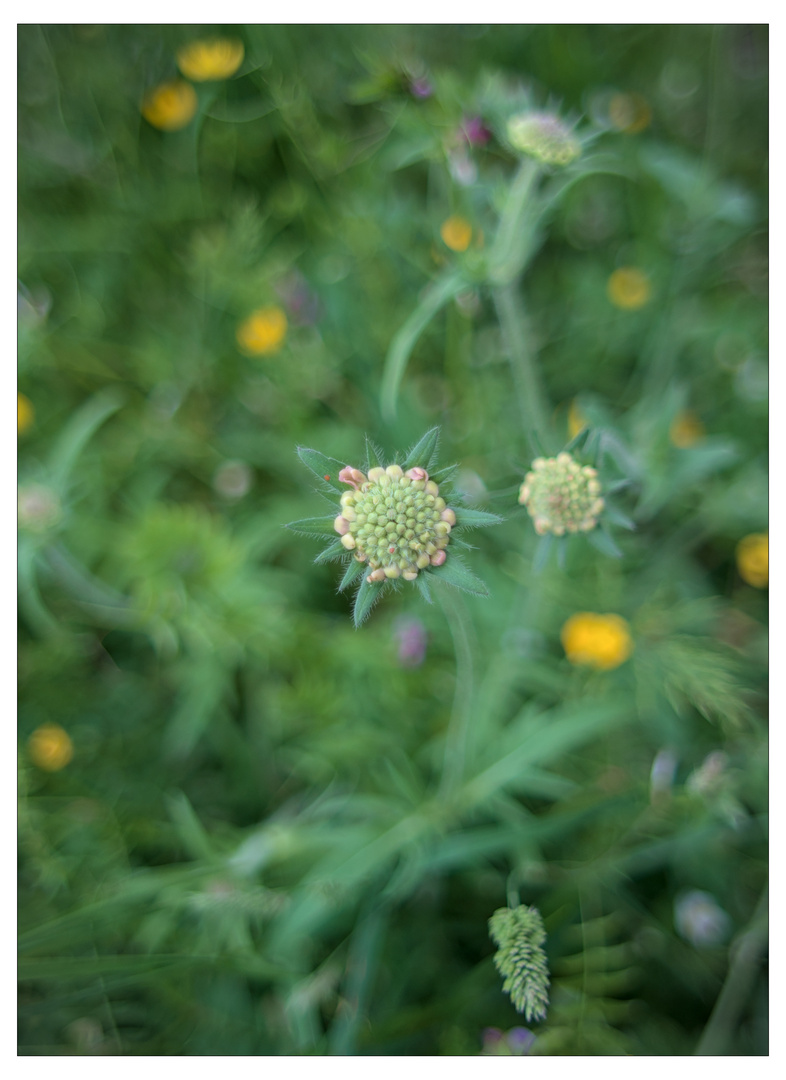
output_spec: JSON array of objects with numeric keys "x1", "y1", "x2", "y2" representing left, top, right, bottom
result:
[{"x1": 18, "y1": 24, "x2": 767, "y2": 1056}]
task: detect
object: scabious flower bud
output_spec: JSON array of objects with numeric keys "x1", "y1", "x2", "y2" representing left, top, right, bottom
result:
[
  {"x1": 333, "y1": 463, "x2": 456, "y2": 582},
  {"x1": 339, "y1": 466, "x2": 367, "y2": 489},
  {"x1": 518, "y1": 451, "x2": 604, "y2": 535},
  {"x1": 506, "y1": 112, "x2": 581, "y2": 166}
]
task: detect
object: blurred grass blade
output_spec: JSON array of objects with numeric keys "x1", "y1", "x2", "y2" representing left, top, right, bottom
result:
[
  {"x1": 380, "y1": 270, "x2": 465, "y2": 422},
  {"x1": 49, "y1": 387, "x2": 125, "y2": 491}
]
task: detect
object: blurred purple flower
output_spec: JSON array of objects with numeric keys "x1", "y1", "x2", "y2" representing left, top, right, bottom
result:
[
  {"x1": 409, "y1": 76, "x2": 433, "y2": 99},
  {"x1": 275, "y1": 271, "x2": 320, "y2": 326},
  {"x1": 462, "y1": 115, "x2": 491, "y2": 146},
  {"x1": 481, "y1": 1026, "x2": 536, "y2": 1055},
  {"x1": 393, "y1": 616, "x2": 428, "y2": 667}
]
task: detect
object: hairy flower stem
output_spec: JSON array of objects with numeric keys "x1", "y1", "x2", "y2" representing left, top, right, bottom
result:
[
  {"x1": 437, "y1": 586, "x2": 476, "y2": 803},
  {"x1": 493, "y1": 281, "x2": 552, "y2": 456},
  {"x1": 694, "y1": 881, "x2": 769, "y2": 1056},
  {"x1": 489, "y1": 159, "x2": 541, "y2": 284}
]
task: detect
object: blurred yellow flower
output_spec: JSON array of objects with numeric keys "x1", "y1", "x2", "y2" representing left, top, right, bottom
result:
[
  {"x1": 609, "y1": 92, "x2": 652, "y2": 134},
  {"x1": 141, "y1": 80, "x2": 198, "y2": 131},
  {"x1": 669, "y1": 409, "x2": 705, "y2": 448},
  {"x1": 236, "y1": 306, "x2": 288, "y2": 355},
  {"x1": 440, "y1": 216, "x2": 473, "y2": 253},
  {"x1": 561, "y1": 612, "x2": 633, "y2": 671},
  {"x1": 567, "y1": 399, "x2": 586, "y2": 439},
  {"x1": 607, "y1": 267, "x2": 651, "y2": 310},
  {"x1": 28, "y1": 724, "x2": 74, "y2": 772},
  {"x1": 736, "y1": 533, "x2": 768, "y2": 588},
  {"x1": 18, "y1": 392, "x2": 34, "y2": 435},
  {"x1": 176, "y1": 38, "x2": 244, "y2": 81}
]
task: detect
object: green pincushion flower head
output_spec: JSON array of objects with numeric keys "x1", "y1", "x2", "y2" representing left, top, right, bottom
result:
[
  {"x1": 506, "y1": 111, "x2": 581, "y2": 167},
  {"x1": 288, "y1": 428, "x2": 502, "y2": 626},
  {"x1": 334, "y1": 464, "x2": 453, "y2": 581},
  {"x1": 518, "y1": 451, "x2": 604, "y2": 536}
]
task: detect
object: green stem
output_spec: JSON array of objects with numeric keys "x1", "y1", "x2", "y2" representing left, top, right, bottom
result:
[
  {"x1": 489, "y1": 159, "x2": 541, "y2": 284},
  {"x1": 437, "y1": 586, "x2": 476, "y2": 802},
  {"x1": 694, "y1": 882, "x2": 768, "y2": 1056},
  {"x1": 493, "y1": 281, "x2": 552, "y2": 455},
  {"x1": 380, "y1": 269, "x2": 466, "y2": 423}
]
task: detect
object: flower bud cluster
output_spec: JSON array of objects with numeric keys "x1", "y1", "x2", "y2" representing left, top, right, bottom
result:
[
  {"x1": 334, "y1": 464, "x2": 455, "y2": 582},
  {"x1": 506, "y1": 112, "x2": 581, "y2": 166},
  {"x1": 518, "y1": 452, "x2": 603, "y2": 536}
]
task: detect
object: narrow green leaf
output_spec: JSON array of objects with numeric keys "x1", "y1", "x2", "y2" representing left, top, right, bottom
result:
[
  {"x1": 604, "y1": 505, "x2": 636, "y2": 531},
  {"x1": 414, "y1": 572, "x2": 432, "y2": 604},
  {"x1": 364, "y1": 435, "x2": 385, "y2": 470},
  {"x1": 49, "y1": 388, "x2": 125, "y2": 490},
  {"x1": 314, "y1": 538, "x2": 347, "y2": 564},
  {"x1": 296, "y1": 447, "x2": 346, "y2": 493},
  {"x1": 587, "y1": 525, "x2": 623, "y2": 558},
  {"x1": 556, "y1": 536, "x2": 568, "y2": 569},
  {"x1": 532, "y1": 533, "x2": 554, "y2": 573},
  {"x1": 563, "y1": 425, "x2": 591, "y2": 455},
  {"x1": 380, "y1": 271, "x2": 465, "y2": 422},
  {"x1": 338, "y1": 558, "x2": 366, "y2": 592},
  {"x1": 453, "y1": 507, "x2": 504, "y2": 530},
  {"x1": 353, "y1": 575, "x2": 384, "y2": 627},
  {"x1": 286, "y1": 516, "x2": 339, "y2": 537},
  {"x1": 403, "y1": 426, "x2": 441, "y2": 472},
  {"x1": 431, "y1": 463, "x2": 459, "y2": 484},
  {"x1": 428, "y1": 556, "x2": 489, "y2": 598}
]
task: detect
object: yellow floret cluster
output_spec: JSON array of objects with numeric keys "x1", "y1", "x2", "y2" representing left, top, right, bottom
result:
[
  {"x1": 334, "y1": 465, "x2": 455, "y2": 582},
  {"x1": 561, "y1": 612, "x2": 633, "y2": 671},
  {"x1": 518, "y1": 452, "x2": 604, "y2": 536}
]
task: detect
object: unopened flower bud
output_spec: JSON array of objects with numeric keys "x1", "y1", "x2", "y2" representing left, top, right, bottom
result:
[
  {"x1": 518, "y1": 451, "x2": 604, "y2": 535},
  {"x1": 338, "y1": 467, "x2": 367, "y2": 489},
  {"x1": 367, "y1": 467, "x2": 385, "y2": 483},
  {"x1": 340, "y1": 533, "x2": 356, "y2": 550},
  {"x1": 405, "y1": 467, "x2": 428, "y2": 482},
  {"x1": 430, "y1": 549, "x2": 447, "y2": 566},
  {"x1": 334, "y1": 515, "x2": 350, "y2": 535},
  {"x1": 507, "y1": 112, "x2": 581, "y2": 166},
  {"x1": 385, "y1": 464, "x2": 403, "y2": 480}
]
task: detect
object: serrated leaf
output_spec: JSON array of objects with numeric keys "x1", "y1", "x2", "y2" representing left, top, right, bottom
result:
[
  {"x1": 403, "y1": 427, "x2": 441, "y2": 472},
  {"x1": 353, "y1": 575, "x2": 384, "y2": 627},
  {"x1": 339, "y1": 559, "x2": 366, "y2": 592},
  {"x1": 453, "y1": 507, "x2": 504, "y2": 530},
  {"x1": 428, "y1": 556, "x2": 489, "y2": 597},
  {"x1": 314, "y1": 538, "x2": 348, "y2": 564},
  {"x1": 286, "y1": 516, "x2": 339, "y2": 537},
  {"x1": 587, "y1": 525, "x2": 622, "y2": 558},
  {"x1": 296, "y1": 447, "x2": 346, "y2": 493},
  {"x1": 415, "y1": 572, "x2": 432, "y2": 604}
]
